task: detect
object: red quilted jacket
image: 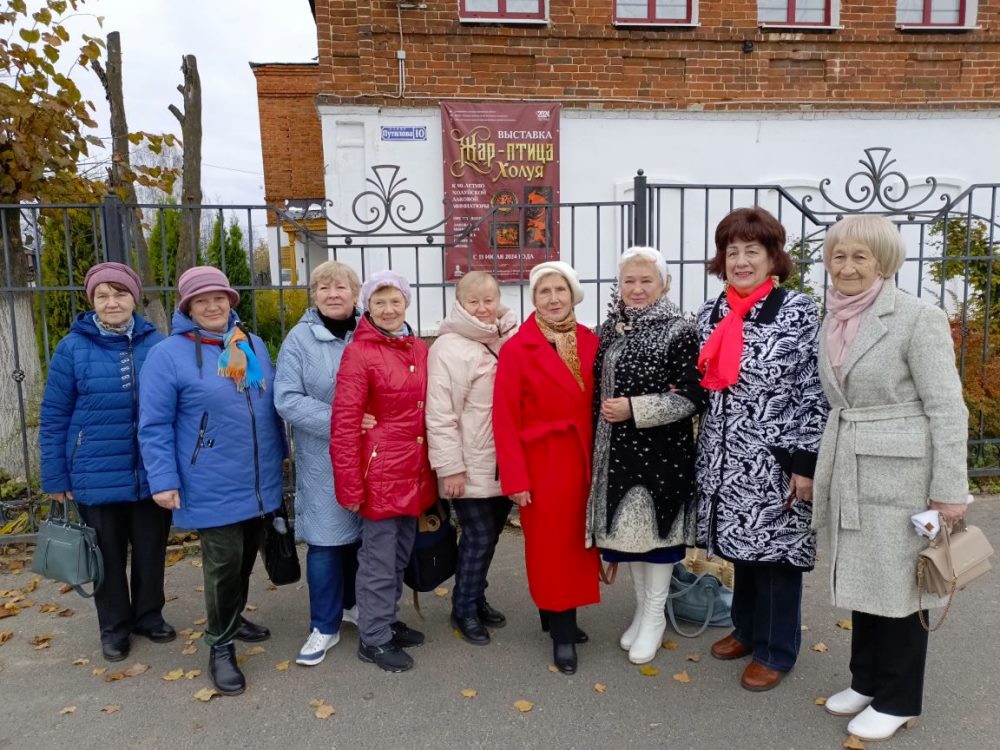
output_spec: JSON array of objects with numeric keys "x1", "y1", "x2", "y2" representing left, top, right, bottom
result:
[{"x1": 330, "y1": 315, "x2": 437, "y2": 520}]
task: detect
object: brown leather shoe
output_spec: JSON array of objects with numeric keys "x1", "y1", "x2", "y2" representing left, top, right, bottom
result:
[
  {"x1": 711, "y1": 634, "x2": 751, "y2": 660},
  {"x1": 740, "y1": 661, "x2": 785, "y2": 692}
]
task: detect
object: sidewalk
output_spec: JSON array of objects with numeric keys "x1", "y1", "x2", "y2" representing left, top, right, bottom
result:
[{"x1": 1, "y1": 498, "x2": 997, "y2": 750}]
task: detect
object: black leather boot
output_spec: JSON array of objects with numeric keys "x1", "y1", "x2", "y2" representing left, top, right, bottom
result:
[
  {"x1": 209, "y1": 642, "x2": 246, "y2": 696},
  {"x1": 553, "y1": 641, "x2": 578, "y2": 675}
]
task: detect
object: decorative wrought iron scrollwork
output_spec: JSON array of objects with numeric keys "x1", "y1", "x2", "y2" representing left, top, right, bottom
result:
[
  {"x1": 817, "y1": 147, "x2": 951, "y2": 216},
  {"x1": 11, "y1": 368, "x2": 24, "y2": 383}
]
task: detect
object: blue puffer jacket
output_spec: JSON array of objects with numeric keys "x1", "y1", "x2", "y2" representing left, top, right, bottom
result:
[
  {"x1": 40, "y1": 312, "x2": 165, "y2": 505},
  {"x1": 138, "y1": 310, "x2": 285, "y2": 530}
]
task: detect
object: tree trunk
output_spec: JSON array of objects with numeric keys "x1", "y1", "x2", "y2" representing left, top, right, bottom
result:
[
  {"x1": 0, "y1": 208, "x2": 43, "y2": 481},
  {"x1": 98, "y1": 31, "x2": 169, "y2": 332},
  {"x1": 169, "y1": 55, "x2": 202, "y2": 276}
]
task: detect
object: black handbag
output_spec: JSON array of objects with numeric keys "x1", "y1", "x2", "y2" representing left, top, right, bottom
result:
[
  {"x1": 404, "y1": 500, "x2": 458, "y2": 593},
  {"x1": 31, "y1": 499, "x2": 104, "y2": 598},
  {"x1": 260, "y1": 501, "x2": 301, "y2": 586}
]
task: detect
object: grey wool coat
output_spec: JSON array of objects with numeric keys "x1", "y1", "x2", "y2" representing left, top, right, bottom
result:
[
  {"x1": 274, "y1": 307, "x2": 363, "y2": 547},
  {"x1": 812, "y1": 281, "x2": 969, "y2": 617}
]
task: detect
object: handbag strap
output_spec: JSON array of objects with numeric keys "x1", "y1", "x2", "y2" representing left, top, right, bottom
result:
[
  {"x1": 599, "y1": 560, "x2": 618, "y2": 585},
  {"x1": 917, "y1": 516, "x2": 959, "y2": 632},
  {"x1": 665, "y1": 571, "x2": 720, "y2": 639},
  {"x1": 74, "y1": 545, "x2": 105, "y2": 599}
]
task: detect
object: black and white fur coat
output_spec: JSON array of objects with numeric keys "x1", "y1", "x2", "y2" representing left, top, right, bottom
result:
[{"x1": 695, "y1": 287, "x2": 829, "y2": 570}]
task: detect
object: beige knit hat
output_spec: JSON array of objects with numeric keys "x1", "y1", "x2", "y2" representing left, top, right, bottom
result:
[{"x1": 528, "y1": 261, "x2": 584, "y2": 305}]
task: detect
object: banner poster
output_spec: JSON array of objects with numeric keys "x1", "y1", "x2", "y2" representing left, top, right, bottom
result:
[{"x1": 441, "y1": 102, "x2": 560, "y2": 282}]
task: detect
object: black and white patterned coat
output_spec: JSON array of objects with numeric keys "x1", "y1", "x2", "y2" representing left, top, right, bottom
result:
[{"x1": 695, "y1": 288, "x2": 829, "y2": 570}]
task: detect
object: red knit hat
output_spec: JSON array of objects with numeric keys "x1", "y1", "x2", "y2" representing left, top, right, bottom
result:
[{"x1": 176, "y1": 266, "x2": 240, "y2": 314}]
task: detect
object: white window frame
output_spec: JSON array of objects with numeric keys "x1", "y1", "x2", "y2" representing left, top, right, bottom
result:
[
  {"x1": 458, "y1": 0, "x2": 548, "y2": 24},
  {"x1": 896, "y1": 0, "x2": 979, "y2": 30},
  {"x1": 758, "y1": 0, "x2": 842, "y2": 30},
  {"x1": 613, "y1": 0, "x2": 699, "y2": 28}
]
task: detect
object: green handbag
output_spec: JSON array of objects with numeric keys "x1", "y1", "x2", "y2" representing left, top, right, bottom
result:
[{"x1": 31, "y1": 500, "x2": 104, "y2": 598}]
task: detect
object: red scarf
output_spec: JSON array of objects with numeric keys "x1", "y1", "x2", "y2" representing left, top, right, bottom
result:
[{"x1": 698, "y1": 279, "x2": 774, "y2": 391}]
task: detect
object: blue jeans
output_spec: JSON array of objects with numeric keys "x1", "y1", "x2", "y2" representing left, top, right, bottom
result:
[
  {"x1": 731, "y1": 562, "x2": 803, "y2": 672},
  {"x1": 306, "y1": 542, "x2": 360, "y2": 635}
]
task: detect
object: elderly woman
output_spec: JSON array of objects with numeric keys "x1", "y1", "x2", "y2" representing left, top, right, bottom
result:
[
  {"x1": 696, "y1": 207, "x2": 829, "y2": 691},
  {"x1": 587, "y1": 247, "x2": 707, "y2": 665},
  {"x1": 426, "y1": 271, "x2": 517, "y2": 646},
  {"x1": 813, "y1": 215, "x2": 969, "y2": 742},
  {"x1": 40, "y1": 262, "x2": 169, "y2": 662},
  {"x1": 274, "y1": 261, "x2": 364, "y2": 667},
  {"x1": 139, "y1": 266, "x2": 284, "y2": 697},
  {"x1": 493, "y1": 260, "x2": 601, "y2": 675},
  {"x1": 331, "y1": 270, "x2": 437, "y2": 674}
]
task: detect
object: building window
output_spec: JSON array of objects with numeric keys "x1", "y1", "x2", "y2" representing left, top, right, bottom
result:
[
  {"x1": 758, "y1": 0, "x2": 833, "y2": 25},
  {"x1": 896, "y1": 0, "x2": 973, "y2": 26},
  {"x1": 614, "y1": 0, "x2": 695, "y2": 25},
  {"x1": 459, "y1": 0, "x2": 546, "y2": 21}
]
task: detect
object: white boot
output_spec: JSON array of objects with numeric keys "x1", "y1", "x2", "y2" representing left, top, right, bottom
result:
[
  {"x1": 847, "y1": 706, "x2": 918, "y2": 741},
  {"x1": 628, "y1": 563, "x2": 672, "y2": 665},
  {"x1": 825, "y1": 687, "x2": 873, "y2": 716},
  {"x1": 619, "y1": 563, "x2": 646, "y2": 651}
]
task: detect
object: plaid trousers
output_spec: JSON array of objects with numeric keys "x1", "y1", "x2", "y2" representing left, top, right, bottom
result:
[{"x1": 451, "y1": 497, "x2": 512, "y2": 618}]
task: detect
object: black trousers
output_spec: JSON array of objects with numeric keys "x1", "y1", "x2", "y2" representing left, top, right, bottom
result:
[
  {"x1": 539, "y1": 608, "x2": 577, "y2": 643},
  {"x1": 77, "y1": 500, "x2": 172, "y2": 643},
  {"x1": 850, "y1": 610, "x2": 929, "y2": 717},
  {"x1": 198, "y1": 517, "x2": 263, "y2": 646},
  {"x1": 451, "y1": 497, "x2": 512, "y2": 618}
]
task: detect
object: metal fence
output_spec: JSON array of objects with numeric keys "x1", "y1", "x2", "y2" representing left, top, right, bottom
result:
[{"x1": 1, "y1": 146, "x2": 997, "y2": 538}]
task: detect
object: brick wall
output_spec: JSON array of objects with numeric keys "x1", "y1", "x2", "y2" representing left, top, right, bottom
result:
[
  {"x1": 251, "y1": 62, "x2": 326, "y2": 212},
  {"x1": 314, "y1": 0, "x2": 1000, "y2": 110}
]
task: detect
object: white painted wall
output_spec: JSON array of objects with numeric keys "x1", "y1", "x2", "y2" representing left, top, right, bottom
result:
[{"x1": 317, "y1": 106, "x2": 1000, "y2": 333}]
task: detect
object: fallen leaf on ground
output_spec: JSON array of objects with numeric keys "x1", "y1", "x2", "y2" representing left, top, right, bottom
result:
[
  {"x1": 193, "y1": 617, "x2": 207, "y2": 626},
  {"x1": 815, "y1": 697, "x2": 827, "y2": 705},
  {"x1": 243, "y1": 646, "x2": 265, "y2": 656},
  {"x1": 513, "y1": 699, "x2": 534, "y2": 713},
  {"x1": 266, "y1": 584, "x2": 277, "y2": 591},
  {"x1": 314, "y1": 702, "x2": 335, "y2": 720},
  {"x1": 124, "y1": 663, "x2": 149, "y2": 677},
  {"x1": 0, "y1": 631, "x2": 13, "y2": 645},
  {"x1": 193, "y1": 687, "x2": 219, "y2": 702},
  {"x1": 308, "y1": 699, "x2": 325, "y2": 708},
  {"x1": 433, "y1": 587, "x2": 449, "y2": 597},
  {"x1": 547, "y1": 665, "x2": 559, "y2": 673},
  {"x1": 812, "y1": 642, "x2": 829, "y2": 653},
  {"x1": 684, "y1": 654, "x2": 701, "y2": 663},
  {"x1": 162, "y1": 669, "x2": 185, "y2": 681},
  {"x1": 58, "y1": 584, "x2": 73, "y2": 594},
  {"x1": 104, "y1": 672, "x2": 125, "y2": 682},
  {"x1": 165, "y1": 594, "x2": 179, "y2": 602},
  {"x1": 190, "y1": 559, "x2": 203, "y2": 568},
  {"x1": 236, "y1": 656, "x2": 247, "y2": 667},
  {"x1": 800, "y1": 625, "x2": 810, "y2": 631},
  {"x1": 662, "y1": 639, "x2": 679, "y2": 651},
  {"x1": 189, "y1": 631, "x2": 203, "y2": 640},
  {"x1": 184, "y1": 670, "x2": 201, "y2": 680},
  {"x1": 245, "y1": 604, "x2": 258, "y2": 612},
  {"x1": 182, "y1": 643, "x2": 197, "y2": 655},
  {"x1": 836, "y1": 618, "x2": 853, "y2": 631},
  {"x1": 165, "y1": 550, "x2": 185, "y2": 567},
  {"x1": 178, "y1": 628, "x2": 194, "y2": 637},
  {"x1": 92, "y1": 667, "x2": 107, "y2": 676},
  {"x1": 100, "y1": 704, "x2": 121, "y2": 715},
  {"x1": 844, "y1": 736, "x2": 866, "y2": 750},
  {"x1": 0, "y1": 606, "x2": 17, "y2": 619},
  {"x1": 275, "y1": 661, "x2": 290, "y2": 672},
  {"x1": 57, "y1": 608, "x2": 74, "y2": 618},
  {"x1": 195, "y1": 586, "x2": 204, "y2": 593},
  {"x1": 672, "y1": 670, "x2": 691, "y2": 684},
  {"x1": 31, "y1": 633, "x2": 53, "y2": 649},
  {"x1": 593, "y1": 683, "x2": 607, "y2": 693},
  {"x1": 39, "y1": 603, "x2": 59, "y2": 613},
  {"x1": 639, "y1": 665, "x2": 659, "y2": 677},
  {"x1": 461, "y1": 688, "x2": 477, "y2": 698},
  {"x1": 452, "y1": 629, "x2": 462, "y2": 639},
  {"x1": 59, "y1": 705, "x2": 76, "y2": 715},
  {"x1": 72, "y1": 657, "x2": 90, "y2": 666},
  {"x1": 21, "y1": 576, "x2": 40, "y2": 594}
]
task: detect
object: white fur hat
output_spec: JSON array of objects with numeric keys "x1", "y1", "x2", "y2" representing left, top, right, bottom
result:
[
  {"x1": 619, "y1": 246, "x2": 670, "y2": 284},
  {"x1": 528, "y1": 261, "x2": 584, "y2": 305}
]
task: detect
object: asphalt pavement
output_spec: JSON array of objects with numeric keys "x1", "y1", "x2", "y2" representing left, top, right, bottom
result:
[{"x1": 0, "y1": 497, "x2": 997, "y2": 750}]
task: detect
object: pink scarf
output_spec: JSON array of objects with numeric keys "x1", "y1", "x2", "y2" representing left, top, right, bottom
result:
[
  {"x1": 825, "y1": 277, "x2": 885, "y2": 383},
  {"x1": 698, "y1": 279, "x2": 774, "y2": 391}
]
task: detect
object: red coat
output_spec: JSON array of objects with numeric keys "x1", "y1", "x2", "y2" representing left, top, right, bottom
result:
[
  {"x1": 493, "y1": 313, "x2": 601, "y2": 611},
  {"x1": 331, "y1": 315, "x2": 436, "y2": 520}
]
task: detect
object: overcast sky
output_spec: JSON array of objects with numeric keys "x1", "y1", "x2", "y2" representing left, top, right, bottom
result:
[{"x1": 68, "y1": 0, "x2": 318, "y2": 206}]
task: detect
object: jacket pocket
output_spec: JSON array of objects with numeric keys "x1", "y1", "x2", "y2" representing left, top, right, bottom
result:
[
  {"x1": 854, "y1": 430, "x2": 926, "y2": 458},
  {"x1": 69, "y1": 429, "x2": 84, "y2": 469},
  {"x1": 364, "y1": 444, "x2": 379, "y2": 480},
  {"x1": 190, "y1": 412, "x2": 209, "y2": 465}
]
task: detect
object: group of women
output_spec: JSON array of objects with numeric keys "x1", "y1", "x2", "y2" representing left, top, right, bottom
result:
[{"x1": 39, "y1": 208, "x2": 971, "y2": 744}]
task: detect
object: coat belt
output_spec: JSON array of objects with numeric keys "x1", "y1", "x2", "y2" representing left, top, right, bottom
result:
[{"x1": 815, "y1": 400, "x2": 925, "y2": 530}]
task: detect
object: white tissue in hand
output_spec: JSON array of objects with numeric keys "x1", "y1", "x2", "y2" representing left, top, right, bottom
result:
[{"x1": 911, "y1": 509, "x2": 941, "y2": 540}]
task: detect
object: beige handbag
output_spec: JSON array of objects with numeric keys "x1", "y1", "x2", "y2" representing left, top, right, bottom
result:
[{"x1": 917, "y1": 517, "x2": 994, "y2": 631}]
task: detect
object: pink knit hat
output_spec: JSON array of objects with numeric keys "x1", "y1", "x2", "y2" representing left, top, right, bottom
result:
[
  {"x1": 176, "y1": 266, "x2": 240, "y2": 314},
  {"x1": 360, "y1": 270, "x2": 412, "y2": 311},
  {"x1": 84, "y1": 262, "x2": 142, "y2": 303}
]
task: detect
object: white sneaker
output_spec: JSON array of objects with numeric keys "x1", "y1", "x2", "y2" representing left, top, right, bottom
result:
[
  {"x1": 342, "y1": 605, "x2": 359, "y2": 627},
  {"x1": 847, "y1": 706, "x2": 918, "y2": 741},
  {"x1": 825, "y1": 687, "x2": 874, "y2": 716},
  {"x1": 295, "y1": 628, "x2": 340, "y2": 666}
]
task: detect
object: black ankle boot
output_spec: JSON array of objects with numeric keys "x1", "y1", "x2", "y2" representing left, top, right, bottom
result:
[
  {"x1": 553, "y1": 641, "x2": 577, "y2": 675},
  {"x1": 209, "y1": 642, "x2": 246, "y2": 696}
]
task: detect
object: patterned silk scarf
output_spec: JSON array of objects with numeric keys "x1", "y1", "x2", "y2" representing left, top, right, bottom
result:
[
  {"x1": 535, "y1": 311, "x2": 584, "y2": 390},
  {"x1": 218, "y1": 326, "x2": 266, "y2": 392},
  {"x1": 697, "y1": 278, "x2": 774, "y2": 391}
]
